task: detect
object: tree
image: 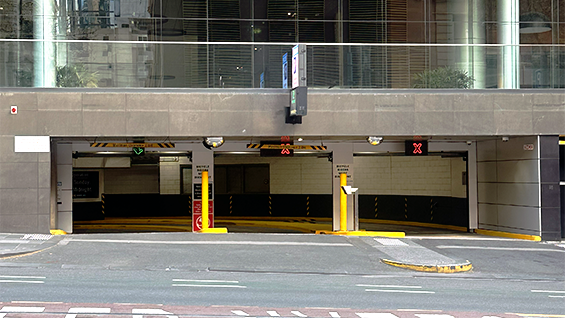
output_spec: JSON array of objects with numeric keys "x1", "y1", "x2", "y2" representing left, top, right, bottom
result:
[
  {"x1": 412, "y1": 66, "x2": 475, "y2": 89},
  {"x1": 56, "y1": 64, "x2": 98, "y2": 87}
]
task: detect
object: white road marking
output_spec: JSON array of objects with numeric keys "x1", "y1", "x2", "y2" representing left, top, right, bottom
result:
[
  {"x1": 69, "y1": 239, "x2": 352, "y2": 247},
  {"x1": 549, "y1": 295, "x2": 565, "y2": 298},
  {"x1": 374, "y1": 238, "x2": 409, "y2": 246},
  {"x1": 436, "y1": 246, "x2": 565, "y2": 253},
  {"x1": 329, "y1": 312, "x2": 340, "y2": 318},
  {"x1": 0, "y1": 306, "x2": 45, "y2": 313},
  {"x1": 68, "y1": 308, "x2": 111, "y2": 313},
  {"x1": 172, "y1": 284, "x2": 247, "y2": 288},
  {"x1": 291, "y1": 310, "x2": 308, "y2": 317},
  {"x1": 173, "y1": 279, "x2": 239, "y2": 283},
  {"x1": 267, "y1": 311, "x2": 280, "y2": 317},
  {"x1": 357, "y1": 284, "x2": 422, "y2": 289},
  {"x1": 231, "y1": 310, "x2": 250, "y2": 316},
  {"x1": 0, "y1": 314, "x2": 5, "y2": 318},
  {"x1": 356, "y1": 313, "x2": 399, "y2": 318},
  {"x1": 65, "y1": 307, "x2": 111, "y2": 318},
  {"x1": 365, "y1": 289, "x2": 435, "y2": 294},
  {"x1": 481, "y1": 316, "x2": 503, "y2": 318},
  {"x1": 132, "y1": 308, "x2": 177, "y2": 318},
  {"x1": 415, "y1": 315, "x2": 454, "y2": 318},
  {"x1": 531, "y1": 290, "x2": 565, "y2": 293},
  {"x1": 409, "y1": 236, "x2": 519, "y2": 241},
  {"x1": 0, "y1": 280, "x2": 44, "y2": 284},
  {"x1": 397, "y1": 310, "x2": 443, "y2": 312},
  {"x1": 0, "y1": 275, "x2": 46, "y2": 279}
]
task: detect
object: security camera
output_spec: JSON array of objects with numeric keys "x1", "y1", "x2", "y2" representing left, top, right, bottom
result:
[{"x1": 502, "y1": 137, "x2": 509, "y2": 142}]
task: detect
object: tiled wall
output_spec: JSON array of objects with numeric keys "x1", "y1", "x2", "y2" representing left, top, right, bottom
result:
[
  {"x1": 160, "y1": 155, "x2": 466, "y2": 197},
  {"x1": 477, "y1": 137, "x2": 541, "y2": 236}
]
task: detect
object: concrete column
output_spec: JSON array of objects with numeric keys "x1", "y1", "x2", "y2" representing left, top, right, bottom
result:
[
  {"x1": 34, "y1": 0, "x2": 57, "y2": 87},
  {"x1": 448, "y1": 0, "x2": 486, "y2": 88},
  {"x1": 467, "y1": 141, "x2": 478, "y2": 229},
  {"x1": 56, "y1": 143, "x2": 73, "y2": 233},
  {"x1": 191, "y1": 146, "x2": 215, "y2": 231},
  {"x1": 497, "y1": 0, "x2": 520, "y2": 88},
  {"x1": 329, "y1": 143, "x2": 354, "y2": 231},
  {"x1": 538, "y1": 136, "x2": 561, "y2": 240}
]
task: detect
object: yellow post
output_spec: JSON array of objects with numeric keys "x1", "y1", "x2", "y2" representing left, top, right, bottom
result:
[
  {"x1": 340, "y1": 172, "x2": 347, "y2": 232},
  {"x1": 201, "y1": 170, "x2": 209, "y2": 231}
]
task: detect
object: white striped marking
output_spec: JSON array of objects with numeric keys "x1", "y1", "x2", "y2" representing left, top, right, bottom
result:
[
  {"x1": 329, "y1": 312, "x2": 340, "y2": 318},
  {"x1": 267, "y1": 311, "x2": 280, "y2": 317},
  {"x1": 173, "y1": 284, "x2": 246, "y2": 288},
  {"x1": 65, "y1": 307, "x2": 111, "y2": 318},
  {"x1": 0, "y1": 307, "x2": 45, "y2": 313},
  {"x1": 365, "y1": 289, "x2": 435, "y2": 294},
  {"x1": 291, "y1": 311, "x2": 308, "y2": 317},
  {"x1": 415, "y1": 315, "x2": 454, "y2": 318},
  {"x1": 173, "y1": 279, "x2": 239, "y2": 283},
  {"x1": 374, "y1": 238, "x2": 409, "y2": 246},
  {"x1": 437, "y1": 246, "x2": 565, "y2": 253},
  {"x1": 0, "y1": 313, "x2": 6, "y2": 318},
  {"x1": 132, "y1": 308, "x2": 177, "y2": 318},
  {"x1": 232, "y1": 310, "x2": 250, "y2": 316},
  {"x1": 356, "y1": 313, "x2": 399, "y2": 318},
  {"x1": 68, "y1": 308, "x2": 111, "y2": 313},
  {"x1": 549, "y1": 295, "x2": 565, "y2": 298},
  {"x1": 357, "y1": 284, "x2": 422, "y2": 289},
  {"x1": 0, "y1": 280, "x2": 44, "y2": 284},
  {"x1": 0, "y1": 275, "x2": 46, "y2": 279},
  {"x1": 481, "y1": 316, "x2": 503, "y2": 318},
  {"x1": 70, "y1": 239, "x2": 352, "y2": 247},
  {"x1": 531, "y1": 290, "x2": 565, "y2": 293}
]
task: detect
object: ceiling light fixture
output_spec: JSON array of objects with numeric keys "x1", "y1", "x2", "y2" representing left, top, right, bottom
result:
[{"x1": 367, "y1": 136, "x2": 383, "y2": 146}]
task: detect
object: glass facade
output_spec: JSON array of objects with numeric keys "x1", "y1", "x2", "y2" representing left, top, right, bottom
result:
[{"x1": 0, "y1": 0, "x2": 563, "y2": 88}]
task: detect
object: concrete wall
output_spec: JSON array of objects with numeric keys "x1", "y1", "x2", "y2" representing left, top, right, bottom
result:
[{"x1": 477, "y1": 137, "x2": 541, "y2": 236}]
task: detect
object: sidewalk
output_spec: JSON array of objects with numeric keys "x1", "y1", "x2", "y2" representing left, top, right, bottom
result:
[{"x1": 0, "y1": 233, "x2": 63, "y2": 259}]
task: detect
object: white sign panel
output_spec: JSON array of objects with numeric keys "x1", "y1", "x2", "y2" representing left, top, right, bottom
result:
[
  {"x1": 14, "y1": 136, "x2": 50, "y2": 153},
  {"x1": 292, "y1": 45, "x2": 299, "y2": 88}
]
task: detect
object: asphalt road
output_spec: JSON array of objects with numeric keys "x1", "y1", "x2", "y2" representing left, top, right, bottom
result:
[{"x1": 0, "y1": 233, "x2": 564, "y2": 317}]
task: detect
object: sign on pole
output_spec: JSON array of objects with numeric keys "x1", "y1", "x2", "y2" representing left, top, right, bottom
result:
[{"x1": 192, "y1": 164, "x2": 214, "y2": 231}]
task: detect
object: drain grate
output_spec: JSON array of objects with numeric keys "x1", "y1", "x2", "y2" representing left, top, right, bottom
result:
[{"x1": 21, "y1": 234, "x2": 53, "y2": 241}]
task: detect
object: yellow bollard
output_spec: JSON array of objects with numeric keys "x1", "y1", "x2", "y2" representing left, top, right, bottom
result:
[
  {"x1": 201, "y1": 170, "x2": 209, "y2": 231},
  {"x1": 198, "y1": 170, "x2": 227, "y2": 233},
  {"x1": 340, "y1": 172, "x2": 347, "y2": 232}
]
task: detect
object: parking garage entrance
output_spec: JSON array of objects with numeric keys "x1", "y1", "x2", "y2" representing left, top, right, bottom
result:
[{"x1": 62, "y1": 139, "x2": 475, "y2": 235}]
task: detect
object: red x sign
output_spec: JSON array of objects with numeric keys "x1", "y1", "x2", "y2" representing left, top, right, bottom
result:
[{"x1": 413, "y1": 142, "x2": 423, "y2": 154}]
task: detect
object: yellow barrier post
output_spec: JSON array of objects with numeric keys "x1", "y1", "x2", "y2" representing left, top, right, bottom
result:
[
  {"x1": 340, "y1": 172, "x2": 347, "y2": 232},
  {"x1": 198, "y1": 170, "x2": 227, "y2": 233},
  {"x1": 202, "y1": 170, "x2": 209, "y2": 231}
]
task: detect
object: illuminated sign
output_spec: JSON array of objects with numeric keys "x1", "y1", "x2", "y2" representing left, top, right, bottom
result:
[
  {"x1": 132, "y1": 147, "x2": 145, "y2": 156},
  {"x1": 260, "y1": 137, "x2": 294, "y2": 157},
  {"x1": 405, "y1": 140, "x2": 428, "y2": 156}
]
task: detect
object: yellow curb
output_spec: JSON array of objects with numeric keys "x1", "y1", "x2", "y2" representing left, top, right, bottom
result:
[
  {"x1": 476, "y1": 229, "x2": 541, "y2": 241},
  {"x1": 316, "y1": 230, "x2": 405, "y2": 237},
  {"x1": 197, "y1": 227, "x2": 228, "y2": 234},
  {"x1": 360, "y1": 219, "x2": 468, "y2": 232},
  {"x1": 50, "y1": 229, "x2": 67, "y2": 235},
  {"x1": 381, "y1": 258, "x2": 473, "y2": 273}
]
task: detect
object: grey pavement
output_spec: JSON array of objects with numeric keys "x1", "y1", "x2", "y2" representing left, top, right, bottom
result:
[{"x1": 0, "y1": 230, "x2": 546, "y2": 273}]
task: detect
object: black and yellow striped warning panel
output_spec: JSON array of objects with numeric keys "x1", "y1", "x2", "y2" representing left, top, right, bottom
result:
[
  {"x1": 560, "y1": 136, "x2": 565, "y2": 145},
  {"x1": 90, "y1": 142, "x2": 175, "y2": 148},
  {"x1": 247, "y1": 144, "x2": 327, "y2": 150}
]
